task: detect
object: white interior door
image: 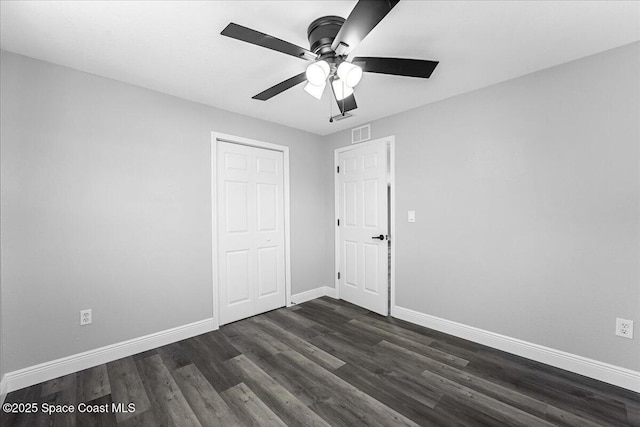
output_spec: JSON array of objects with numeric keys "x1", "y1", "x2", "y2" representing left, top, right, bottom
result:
[
  {"x1": 217, "y1": 141, "x2": 285, "y2": 325},
  {"x1": 337, "y1": 139, "x2": 389, "y2": 315}
]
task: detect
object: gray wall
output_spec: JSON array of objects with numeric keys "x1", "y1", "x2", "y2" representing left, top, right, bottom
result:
[
  {"x1": 2, "y1": 41, "x2": 638, "y2": 377},
  {"x1": 323, "y1": 42, "x2": 640, "y2": 371},
  {"x1": 0, "y1": 50, "x2": 326, "y2": 373},
  {"x1": 1, "y1": 275, "x2": 3, "y2": 386}
]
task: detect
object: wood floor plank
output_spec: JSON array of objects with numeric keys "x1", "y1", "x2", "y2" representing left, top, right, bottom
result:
[
  {"x1": 264, "y1": 307, "x2": 332, "y2": 338},
  {"x1": 221, "y1": 382, "x2": 287, "y2": 427},
  {"x1": 266, "y1": 307, "x2": 324, "y2": 330},
  {"x1": 362, "y1": 311, "x2": 491, "y2": 354},
  {"x1": 626, "y1": 400, "x2": 640, "y2": 426},
  {"x1": 278, "y1": 349, "x2": 421, "y2": 427},
  {"x1": 295, "y1": 307, "x2": 384, "y2": 348},
  {"x1": 309, "y1": 332, "x2": 384, "y2": 373},
  {"x1": 0, "y1": 381, "x2": 43, "y2": 427},
  {"x1": 179, "y1": 334, "x2": 242, "y2": 393},
  {"x1": 223, "y1": 321, "x2": 290, "y2": 356},
  {"x1": 306, "y1": 297, "x2": 370, "y2": 318},
  {"x1": 135, "y1": 354, "x2": 201, "y2": 427},
  {"x1": 40, "y1": 372, "x2": 77, "y2": 397},
  {"x1": 240, "y1": 351, "x2": 319, "y2": 407},
  {"x1": 481, "y1": 346, "x2": 640, "y2": 405},
  {"x1": 106, "y1": 356, "x2": 151, "y2": 422},
  {"x1": 421, "y1": 368, "x2": 556, "y2": 427},
  {"x1": 117, "y1": 408, "x2": 164, "y2": 427},
  {"x1": 75, "y1": 394, "x2": 117, "y2": 427},
  {"x1": 196, "y1": 331, "x2": 242, "y2": 362},
  {"x1": 349, "y1": 317, "x2": 436, "y2": 347},
  {"x1": 172, "y1": 363, "x2": 242, "y2": 427},
  {"x1": 39, "y1": 381, "x2": 78, "y2": 427},
  {"x1": 308, "y1": 397, "x2": 390, "y2": 427},
  {"x1": 433, "y1": 395, "x2": 509, "y2": 427},
  {"x1": 221, "y1": 327, "x2": 282, "y2": 364},
  {"x1": 349, "y1": 318, "x2": 469, "y2": 368},
  {"x1": 466, "y1": 349, "x2": 634, "y2": 426},
  {"x1": 226, "y1": 354, "x2": 331, "y2": 426},
  {"x1": 132, "y1": 349, "x2": 158, "y2": 362},
  {"x1": 334, "y1": 362, "x2": 451, "y2": 425},
  {"x1": 380, "y1": 339, "x2": 602, "y2": 426},
  {"x1": 4, "y1": 296, "x2": 636, "y2": 427},
  {"x1": 156, "y1": 341, "x2": 192, "y2": 373},
  {"x1": 293, "y1": 304, "x2": 353, "y2": 331},
  {"x1": 428, "y1": 337, "x2": 481, "y2": 362},
  {"x1": 310, "y1": 332, "x2": 446, "y2": 408},
  {"x1": 76, "y1": 364, "x2": 111, "y2": 403},
  {"x1": 334, "y1": 320, "x2": 388, "y2": 346},
  {"x1": 249, "y1": 316, "x2": 346, "y2": 371}
]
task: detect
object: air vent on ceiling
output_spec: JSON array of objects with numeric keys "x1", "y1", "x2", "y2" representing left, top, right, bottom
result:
[
  {"x1": 351, "y1": 124, "x2": 371, "y2": 144},
  {"x1": 331, "y1": 112, "x2": 354, "y2": 122}
]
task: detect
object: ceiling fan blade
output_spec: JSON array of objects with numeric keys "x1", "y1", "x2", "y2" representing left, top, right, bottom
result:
[
  {"x1": 252, "y1": 72, "x2": 307, "y2": 101},
  {"x1": 222, "y1": 23, "x2": 317, "y2": 61},
  {"x1": 331, "y1": 0, "x2": 400, "y2": 56},
  {"x1": 330, "y1": 85, "x2": 358, "y2": 114},
  {"x1": 353, "y1": 56, "x2": 439, "y2": 78}
]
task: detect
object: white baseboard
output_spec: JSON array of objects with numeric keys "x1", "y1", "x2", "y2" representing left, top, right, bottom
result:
[
  {"x1": 3, "y1": 318, "x2": 215, "y2": 394},
  {"x1": 291, "y1": 287, "x2": 327, "y2": 304},
  {"x1": 323, "y1": 286, "x2": 337, "y2": 299},
  {"x1": 291, "y1": 286, "x2": 336, "y2": 304},
  {"x1": 393, "y1": 305, "x2": 640, "y2": 393},
  {"x1": 0, "y1": 374, "x2": 7, "y2": 405}
]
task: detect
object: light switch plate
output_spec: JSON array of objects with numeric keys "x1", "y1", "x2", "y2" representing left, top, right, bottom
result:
[{"x1": 408, "y1": 211, "x2": 416, "y2": 222}]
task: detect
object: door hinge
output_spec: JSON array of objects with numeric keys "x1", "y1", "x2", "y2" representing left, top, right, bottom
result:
[
  {"x1": 337, "y1": 165, "x2": 340, "y2": 173},
  {"x1": 337, "y1": 219, "x2": 340, "y2": 226},
  {"x1": 338, "y1": 272, "x2": 341, "y2": 280}
]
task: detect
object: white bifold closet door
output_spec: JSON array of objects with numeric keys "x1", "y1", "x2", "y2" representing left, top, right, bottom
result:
[{"x1": 217, "y1": 141, "x2": 285, "y2": 325}]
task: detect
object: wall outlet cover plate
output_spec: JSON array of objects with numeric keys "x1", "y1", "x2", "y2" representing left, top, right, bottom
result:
[{"x1": 616, "y1": 318, "x2": 633, "y2": 339}]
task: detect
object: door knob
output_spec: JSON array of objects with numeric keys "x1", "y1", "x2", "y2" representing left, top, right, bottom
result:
[{"x1": 371, "y1": 234, "x2": 385, "y2": 240}]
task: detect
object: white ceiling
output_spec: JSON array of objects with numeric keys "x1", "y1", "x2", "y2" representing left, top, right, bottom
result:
[{"x1": 1, "y1": 1, "x2": 639, "y2": 135}]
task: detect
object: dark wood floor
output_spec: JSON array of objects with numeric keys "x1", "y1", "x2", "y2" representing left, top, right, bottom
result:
[{"x1": 2, "y1": 297, "x2": 639, "y2": 426}]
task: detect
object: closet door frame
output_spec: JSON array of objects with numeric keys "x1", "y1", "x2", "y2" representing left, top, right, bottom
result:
[{"x1": 211, "y1": 132, "x2": 292, "y2": 330}]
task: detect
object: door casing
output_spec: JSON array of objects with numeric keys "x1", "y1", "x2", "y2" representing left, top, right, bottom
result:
[
  {"x1": 334, "y1": 136, "x2": 396, "y2": 315},
  {"x1": 211, "y1": 132, "x2": 292, "y2": 330}
]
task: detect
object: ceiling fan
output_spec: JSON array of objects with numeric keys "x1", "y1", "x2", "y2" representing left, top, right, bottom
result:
[{"x1": 221, "y1": 0, "x2": 438, "y2": 121}]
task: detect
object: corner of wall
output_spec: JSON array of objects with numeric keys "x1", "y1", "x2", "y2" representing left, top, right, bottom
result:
[{"x1": 290, "y1": 286, "x2": 336, "y2": 305}]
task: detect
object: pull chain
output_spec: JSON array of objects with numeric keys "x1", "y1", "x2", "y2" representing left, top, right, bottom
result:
[
  {"x1": 341, "y1": 79, "x2": 345, "y2": 116},
  {"x1": 329, "y1": 85, "x2": 334, "y2": 122}
]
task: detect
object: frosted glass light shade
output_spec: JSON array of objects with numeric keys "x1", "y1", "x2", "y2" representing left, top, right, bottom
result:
[
  {"x1": 337, "y1": 62, "x2": 363, "y2": 88},
  {"x1": 331, "y1": 78, "x2": 354, "y2": 101},
  {"x1": 304, "y1": 81, "x2": 325, "y2": 100},
  {"x1": 305, "y1": 60, "x2": 330, "y2": 86}
]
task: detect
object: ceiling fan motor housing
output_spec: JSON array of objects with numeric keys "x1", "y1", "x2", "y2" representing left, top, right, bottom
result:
[{"x1": 307, "y1": 16, "x2": 345, "y2": 56}]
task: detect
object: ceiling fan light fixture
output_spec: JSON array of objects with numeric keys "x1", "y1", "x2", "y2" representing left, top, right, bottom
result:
[
  {"x1": 337, "y1": 62, "x2": 363, "y2": 88},
  {"x1": 304, "y1": 81, "x2": 326, "y2": 100},
  {"x1": 306, "y1": 60, "x2": 330, "y2": 86},
  {"x1": 332, "y1": 78, "x2": 354, "y2": 101}
]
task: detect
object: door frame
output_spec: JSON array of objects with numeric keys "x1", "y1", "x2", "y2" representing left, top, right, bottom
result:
[
  {"x1": 334, "y1": 135, "x2": 396, "y2": 315},
  {"x1": 211, "y1": 132, "x2": 292, "y2": 330}
]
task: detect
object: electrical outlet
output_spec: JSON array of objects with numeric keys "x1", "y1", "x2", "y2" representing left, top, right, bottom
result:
[
  {"x1": 80, "y1": 309, "x2": 92, "y2": 326},
  {"x1": 616, "y1": 318, "x2": 633, "y2": 339}
]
